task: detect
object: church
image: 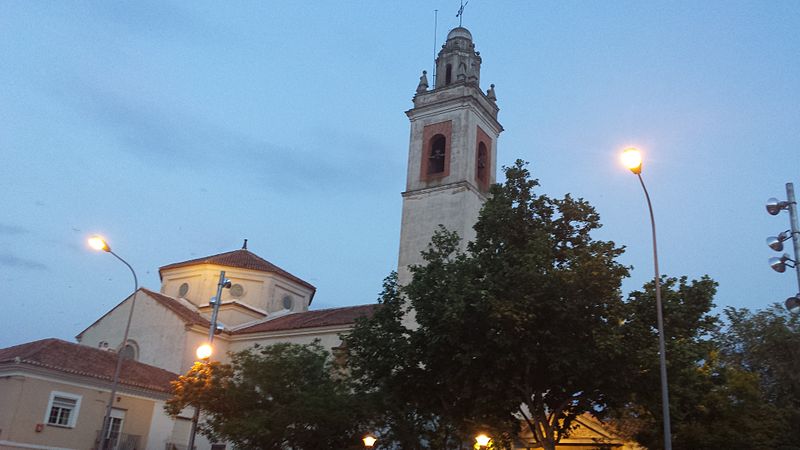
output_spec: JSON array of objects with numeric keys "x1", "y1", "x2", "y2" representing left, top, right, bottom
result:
[{"x1": 0, "y1": 27, "x2": 638, "y2": 450}]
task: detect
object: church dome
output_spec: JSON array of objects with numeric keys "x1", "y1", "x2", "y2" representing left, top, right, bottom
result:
[{"x1": 447, "y1": 27, "x2": 473, "y2": 41}]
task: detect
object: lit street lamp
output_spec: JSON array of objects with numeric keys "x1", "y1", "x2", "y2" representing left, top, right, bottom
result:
[
  {"x1": 764, "y1": 182, "x2": 800, "y2": 313},
  {"x1": 89, "y1": 236, "x2": 139, "y2": 450},
  {"x1": 187, "y1": 271, "x2": 231, "y2": 450},
  {"x1": 363, "y1": 434, "x2": 377, "y2": 448},
  {"x1": 196, "y1": 343, "x2": 213, "y2": 360},
  {"x1": 620, "y1": 147, "x2": 673, "y2": 450},
  {"x1": 475, "y1": 433, "x2": 491, "y2": 449}
]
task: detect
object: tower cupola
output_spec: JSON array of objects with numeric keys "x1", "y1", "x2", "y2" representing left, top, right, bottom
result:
[{"x1": 435, "y1": 26, "x2": 482, "y2": 88}]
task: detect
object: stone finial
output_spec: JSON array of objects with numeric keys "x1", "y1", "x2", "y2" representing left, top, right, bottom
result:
[
  {"x1": 416, "y1": 70, "x2": 429, "y2": 94},
  {"x1": 487, "y1": 84, "x2": 497, "y2": 101}
]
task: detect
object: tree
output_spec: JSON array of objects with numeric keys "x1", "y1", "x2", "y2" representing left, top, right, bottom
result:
[
  {"x1": 613, "y1": 283, "x2": 800, "y2": 450},
  {"x1": 166, "y1": 342, "x2": 367, "y2": 450},
  {"x1": 718, "y1": 305, "x2": 800, "y2": 411},
  {"x1": 610, "y1": 275, "x2": 721, "y2": 449},
  {"x1": 346, "y1": 161, "x2": 632, "y2": 450}
]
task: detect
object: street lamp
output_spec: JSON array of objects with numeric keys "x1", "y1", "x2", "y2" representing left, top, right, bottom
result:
[
  {"x1": 786, "y1": 294, "x2": 800, "y2": 314},
  {"x1": 362, "y1": 434, "x2": 377, "y2": 448},
  {"x1": 620, "y1": 147, "x2": 673, "y2": 450},
  {"x1": 764, "y1": 183, "x2": 800, "y2": 314},
  {"x1": 89, "y1": 236, "x2": 139, "y2": 450},
  {"x1": 196, "y1": 343, "x2": 213, "y2": 360},
  {"x1": 475, "y1": 433, "x2": 491, "y2": 449},
  {"x1": 187, "y1": 271, "x2": 231, "y2": 450}
]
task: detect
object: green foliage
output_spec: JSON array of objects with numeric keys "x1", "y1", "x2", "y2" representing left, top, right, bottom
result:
[
  {"x1": 346, "y1": 161, "x2": 631, "y2": 450},
  {"x1": 610, "y1": 276, "x2": 721, "y2": 448},
  {"x1": 165, "y1": 342, "x2": 367, "y2": 450},
  {"x1": 614, "y1": 281, "x2": 800, "y2": 450},
  {"x1": 719, "y1": 305, "x2": 800, "y2": 409}
]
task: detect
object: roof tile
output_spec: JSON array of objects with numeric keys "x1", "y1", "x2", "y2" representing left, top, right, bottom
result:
[
  {"x1": 234, "y1": 304, "x2": 377, "y2": 334},
  {"x1": 0, "y1": 338, "x2": 178, "y2": 393},
  {"x1": 142, "y1": 288, "x2": 211, "y2": 328},
  {"x1": 159, "y1": 249, "x2": 316, "y2": 295}
]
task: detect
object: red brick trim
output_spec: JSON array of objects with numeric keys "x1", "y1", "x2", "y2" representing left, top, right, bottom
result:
[{"x1": 420, "y1": 121, "x2": 452, "y2": 181}]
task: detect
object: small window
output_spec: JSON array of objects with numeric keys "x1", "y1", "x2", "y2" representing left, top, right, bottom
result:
[
  {"x1": 211, "y1": 445, "x2": 227, "y2": 450},
  {"x1": 230, "y1": 283, "x2": 245, "y2": 298},
  {"x1": 476, "y1": 142, "x2": 488, "y2": 185},
  {"x1": 428, "y1": 135, "x2": 446, "y2": 175},
  {"x1": 178, "y1": 282, "x2": 190, "y2": 297},
  {"x1": 282, "y1": 295, "x2": 294, "y2": 311},
  {"x1": 119, "y1": 340, "x2": 138, "y2": 361},
  {"x1": 445, "y1": 64, "x2": 452, "y2": 85},
  {"x1": 45, "y1": 391, "x2": 81, "y2": 428}
]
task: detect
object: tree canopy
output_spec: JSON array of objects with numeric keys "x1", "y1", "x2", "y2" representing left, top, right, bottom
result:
[
  {"x1": 346, "y1": 161, "x2": 632, "y2": 450},
  {"x1": 165, "y1": 341, "x2": 367, "y2": 450},
  {"x1": 611, "y1": 278, "x2": 800, "y2": 450}
]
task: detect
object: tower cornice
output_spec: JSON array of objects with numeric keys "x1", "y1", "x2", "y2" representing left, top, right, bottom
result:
[
  {"x1": 407, "y1": 83, "x2": 503, "y2": 134},
  {"x1": 401, "y1": 179, "x2": 489, "y2": 200}
]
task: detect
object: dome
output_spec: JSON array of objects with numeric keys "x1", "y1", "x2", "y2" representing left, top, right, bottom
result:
[{"x1": 446, "y1": 27, "x2": 473, "y2": 41}]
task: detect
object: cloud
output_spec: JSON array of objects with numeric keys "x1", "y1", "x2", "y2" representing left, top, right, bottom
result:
[
  {"x1": 48, "y1": 79, "x2": 400, "y2": 194},
  {"x1": 0, "y1": 253, "x2": 47, "y2": 270},
  {"x1": 0, "y1": 224, "x2": 28, "y2": 235}
]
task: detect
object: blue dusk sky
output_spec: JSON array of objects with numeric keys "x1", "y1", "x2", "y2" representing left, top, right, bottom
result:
[{"x1": 1, "y1": 1, "x2": 798, "y2": 348}]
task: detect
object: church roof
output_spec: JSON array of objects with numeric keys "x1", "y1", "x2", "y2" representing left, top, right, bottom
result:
[
  {"x1": 0, "y1": 338, "x2": 178, "y2": 393},
  {"x1": 143, "y1": 288, "x2": 212, "y2": 327},
  {"x1": 234, "y1": 304, "x2": 377, "y2": 334},
  {"x1": 76, "y1": 288, "x2": 211, "y2": 340},
  {"x1": 159, "y1": 248, "x2": 316, "y2": 295}
]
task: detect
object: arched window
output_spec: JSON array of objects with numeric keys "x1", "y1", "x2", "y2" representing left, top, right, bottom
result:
[
  {"x1": 428, "y1": 134, "x2": 446, "y2": 175},
  {"x1": 118, "y1": 340, "x2": 138, "y2": 361},
  {"x1": 420, "y1": 121, "x2": 452, "y2": 180},
  {"x1": 474, "y1": 126, "x2": 493, "y2": 191},
  {"x1": 476, "y1": 142, "x2": 488, "y2": 184},
  {"x1": 445, "y1": 64, "x2": 452, "y2": 85}
]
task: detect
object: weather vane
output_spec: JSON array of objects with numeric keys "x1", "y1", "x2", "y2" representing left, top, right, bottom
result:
[{"x1": 456, "y1": 0, "x2": 469, "y2": 27}]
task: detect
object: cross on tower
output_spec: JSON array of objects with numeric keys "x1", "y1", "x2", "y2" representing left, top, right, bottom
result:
[{"x1": 456, "y1": 0, "x2": 469, "y2": 27}]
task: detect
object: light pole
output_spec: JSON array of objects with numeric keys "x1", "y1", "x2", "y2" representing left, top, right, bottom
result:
[
  {"x1": 187, "y1": 271, "x2": 231, "y2": 450},
  {"x1": 765, "y1": 182, "x2": 800, "y2": 313},
  {"x1": 620, "y1": 148, "x2": 672, "y2": 450},
  {"x1": 88, "y1": 236, "x2": 139, "y2": 450}
]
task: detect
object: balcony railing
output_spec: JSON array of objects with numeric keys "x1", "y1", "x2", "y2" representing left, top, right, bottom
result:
[
  {"x1": 93, "y1": 431, "x2": 141, "y2": 450},
  {"x1": 164, "y1": 443, "x2": 194, "y2": 450}
]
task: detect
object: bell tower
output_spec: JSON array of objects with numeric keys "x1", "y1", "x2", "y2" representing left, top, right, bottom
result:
[{"x1": 398, "y1": 27, "x2": 503, "y2": 285}]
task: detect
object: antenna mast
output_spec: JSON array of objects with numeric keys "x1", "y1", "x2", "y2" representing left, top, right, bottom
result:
[{"x1": 432, "y1": 9, "x2": 438, "y2": 87}]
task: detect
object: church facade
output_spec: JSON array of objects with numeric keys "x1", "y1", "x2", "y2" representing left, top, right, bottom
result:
[{"x1": 0, "y1": 27, "x2": 639, "y2": 450}]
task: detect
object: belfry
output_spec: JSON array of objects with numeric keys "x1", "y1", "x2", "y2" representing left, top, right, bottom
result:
[{"x1": 397, "y1": 26, "x2": 503, "y2": 285}]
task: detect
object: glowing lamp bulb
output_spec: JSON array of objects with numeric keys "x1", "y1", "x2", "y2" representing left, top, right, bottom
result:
[
  {"x1": 88, "y1": 236, "x2": 110, "y2": 252},
  {"x1": 475, "y1": 434, "x2": 491, "y2": 447},
  {"x1": 621, "y1": 147, "x2": 643, "y2": 174},
  {"x1": 362, "y1": 435, "x2": 377, "y2": 447},
  {"x1": 196, "y1": 343, "x2": 213, "y2": 360}
]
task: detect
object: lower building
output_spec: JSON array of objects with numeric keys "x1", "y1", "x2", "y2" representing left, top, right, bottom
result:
[{"x1": 0, "y1": 339, "x2": 181, "y2": 450}]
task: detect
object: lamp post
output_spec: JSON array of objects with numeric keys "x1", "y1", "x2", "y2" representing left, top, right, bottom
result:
[
  {"x1": 475, "y1": 433, "x2": 491, "y2": 449},
  {"x1": 362, "y1": 434, "x2": 377, "y2": 448},
  {"x1": 88, "y1": 236, "x2": 139, "y2": 450},
  {"x1": 187, "y1": 271, "x2": 231, "y2": 450},
  {"x1": 765, "y1": 182, "x2": 800, "y2": 313},
  {"x1": 620, "y1": 148, "x2": 673, "y2": 450}
]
